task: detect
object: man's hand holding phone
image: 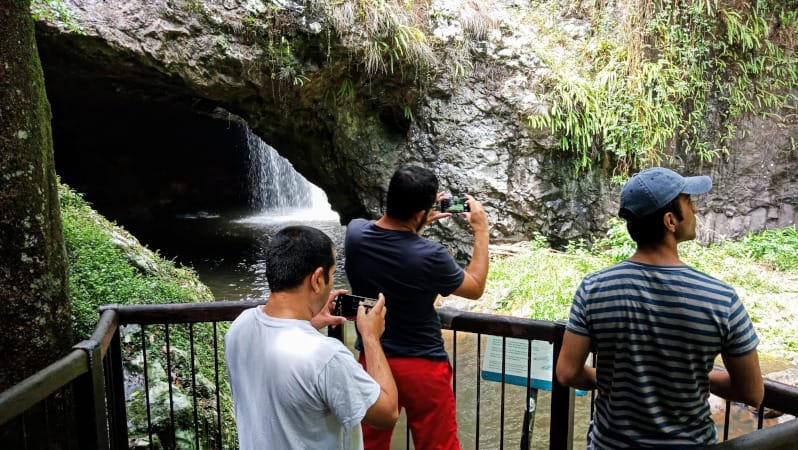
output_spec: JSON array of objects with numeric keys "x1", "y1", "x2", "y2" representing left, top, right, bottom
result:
[
  {"x1": 333, "y1": 293, "x2": 378, "y2": 319},
  {"x1": 356, "y1": 293, "x2": 387, "y2": 343},
  {"x1": 310, "y1": 288, "x2": 348, "y2": 330}
]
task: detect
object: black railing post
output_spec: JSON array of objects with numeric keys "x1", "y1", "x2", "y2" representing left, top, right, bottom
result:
[
  {"x1": 328, "y1": 323, "x2": 344, "y2": 342},
  {"x1": 73, "y1": 339, "x2": 109, "y2": 450},
  {"x1": 106, "y1": 328, "x2": 128, "y2": 449},
  {"x1": 520, "y1": 339, "x2": 536, "y2": 450},
  {"x1": 550, "y1": 322, "x2": 574, "y2": 450}
]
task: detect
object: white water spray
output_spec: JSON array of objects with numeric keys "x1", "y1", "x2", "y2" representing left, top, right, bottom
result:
[{"x1": 242, "y1": 127, "x2": 338, "y2": 223}]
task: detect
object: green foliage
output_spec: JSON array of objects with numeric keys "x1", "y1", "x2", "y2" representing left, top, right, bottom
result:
[
  {"x1": 680, "y1": 228, "x2": 798, "y2": 357},
  {"x1": 180, "y1": 0, "x2": 207, "y2": 15},
  {"x1": 266, "y1": 35, "x2": 305, "y2": 84},
  {"x1": 526, "y1": 0, "x2": 798, "y2": 173},
  {"x1": 337, "y1": 78, "x2": 356, "y2": 103},
  {"x1": 450, "y1": 54, "x2": 475, "y2": 86},
  {"x1": 213, "y1": 35, "x2": 228, "y2": 52},
  {"x1": 486, "y1": 223, "x2": 798, "y2": 358},
  {"x1": 30, "y1": 0, "x2": 83, "y2": 33},
  {"x1": 60, "y1": 184, "x2": 231, "y2": 446},
  {"x1": 403, "y1": 104, "x2": 414, "y2": 121},
  {"x1": 720, "y1": 226, "x2": 798, "y2": 271},
  {"x1": 59, "y1": 184, "x2": 212, "y2": 339},
  {"x1": 230, "y1": 0, "x2": 496, "y2": 113},
  {"x1": 327, "y1": 1, "x2": 439, "y2": 77},
  {"x1": 232, "y1": 0, "x2": 439, "y2": 90},
  {"x1": 125, "y1": 322, "x2": 235, "y2": 449},
  {"x1": 592, "y1": 217, "x2": 637, "y2": 263},
  {"x1": 343, "y1": 1, "x2": 435, "y2": 78},
  {"x1": 486, "y1": 234, "x2": 610, "y2": 321}
]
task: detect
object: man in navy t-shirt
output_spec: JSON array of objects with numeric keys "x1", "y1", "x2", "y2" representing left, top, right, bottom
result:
[{"x1": 345, "y1": 165, "x2": 490, "y2": 450}]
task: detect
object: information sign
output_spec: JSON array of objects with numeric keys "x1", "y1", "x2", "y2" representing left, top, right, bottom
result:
[{"x1": 480, "y1": 335, "x2": 589, "y2": 396}]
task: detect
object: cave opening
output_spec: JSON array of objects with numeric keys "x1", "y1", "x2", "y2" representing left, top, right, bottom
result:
[{"x1": 46, "y1": 76, "x2": 344, "y2": 300}]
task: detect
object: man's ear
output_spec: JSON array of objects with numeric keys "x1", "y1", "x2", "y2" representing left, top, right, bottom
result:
[
  {"x1": 413, "y1": 209, "x2": 430, "y2": 227},
  {"x1": 663, "y1": 212, "x2": 678, "y2": 232},
  {"x1": 309, "y1": 267, "x2": 324, "y2": 293}
]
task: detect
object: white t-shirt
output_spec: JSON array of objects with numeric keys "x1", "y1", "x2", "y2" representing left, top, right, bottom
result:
[{"x1": 225, "y1": 307, "x2": 381, "y2": 450}]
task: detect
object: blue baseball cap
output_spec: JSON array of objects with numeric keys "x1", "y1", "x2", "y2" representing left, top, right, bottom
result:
[{"x1": 619, "y1": 167, "x2": 712, "y2": 217}]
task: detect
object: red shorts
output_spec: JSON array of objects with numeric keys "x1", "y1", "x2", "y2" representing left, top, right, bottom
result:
[{"x1": 359, "y1": 354, "x2": 460, "y2": 450}]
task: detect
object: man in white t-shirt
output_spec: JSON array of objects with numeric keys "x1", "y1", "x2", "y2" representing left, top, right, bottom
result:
[{"x1": 225, "y1": 225, "x2": 398, "y2": 450}]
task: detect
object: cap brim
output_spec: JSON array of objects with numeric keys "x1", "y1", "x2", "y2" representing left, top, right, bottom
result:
[{"x1": 682, "y1": 175, "x2": 712, "y2": 195}]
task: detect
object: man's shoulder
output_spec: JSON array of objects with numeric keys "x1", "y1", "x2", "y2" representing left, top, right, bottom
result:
[
  {"x1": 579, "y1": 261, "x2": 661, "y2": 293},
  {"x1": 580, "y1": 261, "x2": 738, "y2": 302},
  {"x1": 582, "y1": 261, "x2": 634, "y2": 283},
  {"x1": 227, "y1": 306, "x2": 258, "y2": 330},
  {"x1": 346, "y1": 218, "x2": 371, "y2": 234},
  {"x1": 684, "y1": 264, "x2": 732, "y2": 285},
  {"x1": 275, "y1": 328, "x2": 351, "y2": 368},
  {"x1": 682, "y1": 266, "x2": 739, "y2": 302},
  {"x1": 349, "y1": 218, "x2": 370, "y2": 227}
]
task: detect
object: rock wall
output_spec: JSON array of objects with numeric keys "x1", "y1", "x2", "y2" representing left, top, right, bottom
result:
[
  {"x1": 34, "y1": 0, "x2": 797, "y2": 252},
  {"x1": 701, "y1": 115, "x2": 798, "y2": 242}
]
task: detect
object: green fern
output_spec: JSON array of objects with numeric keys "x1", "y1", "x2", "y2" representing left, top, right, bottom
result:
[{"x1": 526, "y1": 0, "x2": 798, "y2": 174}]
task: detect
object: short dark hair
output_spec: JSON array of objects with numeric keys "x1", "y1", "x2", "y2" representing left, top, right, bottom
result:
[
  {"x1": 619, "y1": 196, "x2": 684, "y2": 246},
  {"x1": 265, "y1": 226, "x2": 335, "y2": 292},
  {"x1": 386, "y1": 165, "x2": 439, "y2": 220}
]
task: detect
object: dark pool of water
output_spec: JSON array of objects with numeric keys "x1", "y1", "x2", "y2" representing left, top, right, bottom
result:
[{"x1": 132, "y1": 208, "x2": 347, "y2": 301}]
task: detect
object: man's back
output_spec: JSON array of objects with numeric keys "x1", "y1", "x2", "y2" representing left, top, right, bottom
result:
[
  {"x1": 568, "y1": 260, "x2": 759, "y2": 447},
  {"x1": 225, "y1": 307, "x2": 380, "y2": 450},
  {"x1": 344, "y1": 218, "x2": 464, "y2": 359}
]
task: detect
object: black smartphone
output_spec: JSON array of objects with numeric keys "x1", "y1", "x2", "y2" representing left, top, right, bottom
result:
[
  {"x1": 333, "y1": 294, "x2": 377, "y2": 320},
  {"x1": 439, "y1": 195, "x2": 470, "y2": 213}
]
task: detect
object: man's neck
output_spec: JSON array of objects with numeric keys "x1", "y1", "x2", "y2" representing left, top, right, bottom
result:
[
  {"x1": 628, "y1": 241, "x2": 684, "y2": 266},
  {"x1": 375, "y1": 215, "x2": 419, "y2": 233},
  {"x1": 262, "y1": 292, "x2": 315, "y2": 321}
]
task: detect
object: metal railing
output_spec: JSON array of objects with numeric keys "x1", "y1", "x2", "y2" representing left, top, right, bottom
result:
[{"x1": 1, "y1": 301, "x2": 797, "y2": 449}]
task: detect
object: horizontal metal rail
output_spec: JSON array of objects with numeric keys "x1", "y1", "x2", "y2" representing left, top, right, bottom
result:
[
  {"x1": 0, "y1": 309, "x2": 123, "y2": 449},
  {"x1": 101, "y1": 300, "x2": 262, "y2": 325},
  {"x1": 438, "y1": 307, "x2": 561, "y2": 342},
  {"x1": 104, "y1": 303, "x2": 560, "y2": 339},
  {"x1": 2, "y1": 301, "x2": 797, "y2": 450},
  {"x1": 90, "y1": 308, "x2": 121, "y2": 357},
  {"x1": 0, "y1": 349, "x2": 88, "y2": 426},
  {"x1": 760, "y1": 378, "x2": 798, "y2": 416},
  {"x1": 707, "y1": 420, "x2": 798, "y2": 449}
]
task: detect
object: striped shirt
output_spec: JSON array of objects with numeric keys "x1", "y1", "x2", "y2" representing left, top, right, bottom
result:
[{"x1": 567, "y1": 260, "x2": 758, "y2": 449}]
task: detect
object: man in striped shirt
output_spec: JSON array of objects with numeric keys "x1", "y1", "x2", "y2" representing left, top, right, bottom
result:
[{"x1": 556, "y1": 167, "x2": 764, "y2": 448}]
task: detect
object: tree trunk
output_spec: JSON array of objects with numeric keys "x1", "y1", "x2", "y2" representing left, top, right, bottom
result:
[{"x1": 0, "y1": 0, "x2": 74, "y2": 447}]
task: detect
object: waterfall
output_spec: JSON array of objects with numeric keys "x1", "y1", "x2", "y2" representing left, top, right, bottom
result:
[
  {"x1": 246, "y1": 128, "x2": 313, "y2": 211},
  {"x1": 243, "y1": 127, "x2": 338, "y2": 221}
]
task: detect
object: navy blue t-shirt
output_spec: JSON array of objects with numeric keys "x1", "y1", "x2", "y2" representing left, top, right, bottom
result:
[{"x1": 345, "y1": 219, "x2": 465, "y2": 360}]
